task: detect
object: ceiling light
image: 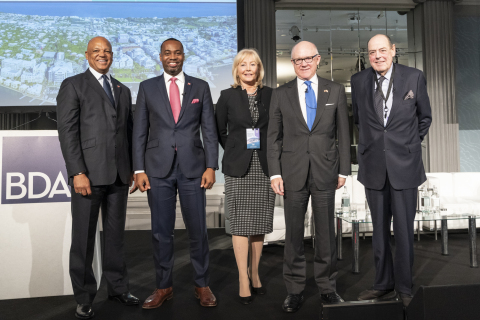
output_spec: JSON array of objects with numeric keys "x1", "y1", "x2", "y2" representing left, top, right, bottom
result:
[{"x1": 289, "y1": 26, "x2": 301, "y2": 42}]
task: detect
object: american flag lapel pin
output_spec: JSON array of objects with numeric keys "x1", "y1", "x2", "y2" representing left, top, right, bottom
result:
[
  {"x1": 117, "y1": 85, "x2": 120, "y2": 88},
  {"x1": 188, "y1": 82, "x2": 191, "y2": 85}
]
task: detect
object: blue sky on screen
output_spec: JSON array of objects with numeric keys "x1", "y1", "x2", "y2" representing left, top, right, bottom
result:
[{"x1": 0, "y1": 2, "x2": 236, "y2": 18}]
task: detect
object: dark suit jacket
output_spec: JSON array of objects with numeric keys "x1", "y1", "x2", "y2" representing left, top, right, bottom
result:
[
  {"x1": 57, "y1": 69, "x2": 133, "y2": 186},
  {"x1": 267, "y1": 76, "x2": 351, "y2": 192},
  {"x1": 132, "y1": 73, "x2": 218, "y2": 179},
  {"x1": 215, "y1": 86, "x2": 272, "y2": 177},
  {"x1": 351, "y1": 64, "x2": 432, "y2": 190}
]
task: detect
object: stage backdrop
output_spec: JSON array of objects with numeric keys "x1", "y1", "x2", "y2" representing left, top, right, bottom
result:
[
  {"x1": 0, "y1": 130, "x2": 101, "y2": 300},
  {"x1": 0, "y1": 0, "x2": 237, "y2": 109}
]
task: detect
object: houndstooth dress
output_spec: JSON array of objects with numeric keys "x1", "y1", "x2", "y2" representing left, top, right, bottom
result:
[{"x1": 225, "y1": 94, "x2": 275, "y2": 236}]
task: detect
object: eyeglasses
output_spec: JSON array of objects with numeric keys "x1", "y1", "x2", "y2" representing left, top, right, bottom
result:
[{"x1": 291, "y1": 54, "x2": 319, "y2": 65}]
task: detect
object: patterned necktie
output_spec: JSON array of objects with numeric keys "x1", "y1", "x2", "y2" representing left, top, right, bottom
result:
[
  {"x1": 374, "y1": 76, "x2": 386, "y2": 124},
  {"x1": 102, "y1": 74, "x2": 115, "y2": 108},
  {"x1": 304, "y1": 80, "x2": 317, "y2": 131},
  {"x1": 169, "y1": 77, "x2": 181, "y2": 123}
]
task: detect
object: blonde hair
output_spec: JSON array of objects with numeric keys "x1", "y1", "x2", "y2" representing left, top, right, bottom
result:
[{"x1": 231, "y1": 48, "x2": 264, "y2": 88}]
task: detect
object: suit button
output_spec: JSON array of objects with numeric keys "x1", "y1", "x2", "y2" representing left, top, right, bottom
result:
[
  {"x1": 383, "y1": 149, "x2": 385, "y2": 151},
  {"x1": 384, "y1": 129, "x2": 387, "y2": 133},
  {"x1": 112, "y1": 115, "x2": 116, "y2": 118},
  {"x1": 307, "y1": 151, "x2": 310, "y2": 154},
  {"x1": 309, "y1": 133, "x2": 312, "y2": 137},
  {"x1": 172, "y1": 146, "x2": 175, "y2": 148}
]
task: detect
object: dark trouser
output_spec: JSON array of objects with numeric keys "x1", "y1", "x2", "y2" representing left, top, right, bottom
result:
[
  {"x1": 365, "y1": 175, "x2": 417, "y2": 295},
  {"x1": 147, "y1": 155, "x2": 209, "y2": 289},
  {"x1": 70, "y1": 175, "x2": 129, "y2": 304},
  {"x1": 283, "y1": 168, "x2": 337, "y2": 295}
]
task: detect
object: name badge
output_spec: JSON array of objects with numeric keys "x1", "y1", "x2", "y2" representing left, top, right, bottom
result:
[{"x1": 246, "y1": 128, "x2": 260, "y2": 149}]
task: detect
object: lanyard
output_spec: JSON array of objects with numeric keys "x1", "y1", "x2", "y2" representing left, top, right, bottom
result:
[
  {"x1": 248, "y1": 90, "x2": 259, "y2": 129},
  {"x1": 374, "y1": 63, "x2": 395, "y2": 112},
  {"x1": 251, "y1": 101, "x2": 259, "y2": 129}
]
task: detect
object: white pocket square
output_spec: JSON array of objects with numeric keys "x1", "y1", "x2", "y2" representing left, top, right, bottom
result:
[
  {"x1": 326, "y1": 103, "x2": 335, "y2": 106},
  {"x1": 404, "y1": 90, "x2": 414, "y2": 100}
]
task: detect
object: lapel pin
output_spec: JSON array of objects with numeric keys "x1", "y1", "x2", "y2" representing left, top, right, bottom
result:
[
  {"x1": 188, "y1": 82, "x2": 191, "y2": 85},
  {"x1": 117, "y1": 85, "x2": 120, "y2": 88},
  {"x1": 324, "y1": 89, "x2": 328, "y2": 93}
]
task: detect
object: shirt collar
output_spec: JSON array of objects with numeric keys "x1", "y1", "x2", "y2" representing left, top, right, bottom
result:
[
  {"x1": 297, "y1": 73, "x2": 318, "y2": 86},
  {"x1": 89, "y1": 66, "x2": 111, "y2": 81},
  {"x1": 376, "y1": 63, "x2": 394, "y2": 81},
  {"x1": 164, "y1": 71, "x2": 185, "y2": 84}
]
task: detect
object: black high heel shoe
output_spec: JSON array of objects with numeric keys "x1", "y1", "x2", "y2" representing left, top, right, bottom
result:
[
  {"x1": 239, "y1": 295, "x2": 253, "y2": 305},
  {"x1": 239, "y1": 281, "x2": 253, "y2": 305},
  {"x1": 249, "y1": 278, "x2": 266, "y2": 295}
]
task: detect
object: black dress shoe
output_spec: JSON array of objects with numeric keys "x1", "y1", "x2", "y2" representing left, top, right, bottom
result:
[
  {"x1": 108, "y1": 292, "x2": 140, "y2": 306},
  {"x1": 399, "y1": 293, "x2": 413, "y2": 307},
  {"x1": 282, "y1": 294, "x2": 304, "y2": 313},
  {"x1": 321, "y1": 292, "x2": 344, "y2": 304},
  {"x1": 239, "y1": 295, "x2": 253, "y2": 305},
  {"x1": 75, "y1": 304, "x2": 94, "y2": 319},
  {"x1": 358, "y1": 288, "x2": 397, "y2": 301}
]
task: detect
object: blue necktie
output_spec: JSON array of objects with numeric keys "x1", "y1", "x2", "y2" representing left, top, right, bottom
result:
[
  {"x1": 102, "y1": 74, "x2": 115, "y2": 108},
  {"x1": 304, "y1": 80, "x2": 317, "y2": 131}
]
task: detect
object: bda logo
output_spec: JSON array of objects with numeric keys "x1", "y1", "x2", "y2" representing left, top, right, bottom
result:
[{"x1": 1, "y1": 136, "x2": 71, "y2": 204}]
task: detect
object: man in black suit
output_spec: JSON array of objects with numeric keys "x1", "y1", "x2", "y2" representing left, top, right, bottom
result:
[
  {"x1": 57, "y1": 36, "x2": 139, "y2": 319},
  {"x1": 351, "y1": 34, "x2": 432, "y2": 307},
  {"x1": 132, "y1": 38, "x2": 218, "y2": 309},
  {"x1": 268, "y1": 41, "x2": 351, "y2": 312}
]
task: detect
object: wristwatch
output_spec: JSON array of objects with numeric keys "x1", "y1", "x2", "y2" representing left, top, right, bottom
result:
[{"x1": 73, "y1": 171, "x2": 85, "y2": 176}]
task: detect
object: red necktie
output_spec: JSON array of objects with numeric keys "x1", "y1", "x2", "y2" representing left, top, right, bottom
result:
[{"x1": 169, "y1": 77, "x2": 181, "y2": 123}]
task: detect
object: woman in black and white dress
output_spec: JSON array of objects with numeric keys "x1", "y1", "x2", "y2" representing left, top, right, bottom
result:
[{"x1": 215, "y1": 49, "x2": 275, "y2": 304}]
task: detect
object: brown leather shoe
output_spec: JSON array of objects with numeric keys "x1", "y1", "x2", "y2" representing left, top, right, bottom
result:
[
  {"x1": 194, "y1": 286, "x2": 217, "y2": 307},
  {"x1": 142, "y1": 288, "x2": 173, "y2": 309}
]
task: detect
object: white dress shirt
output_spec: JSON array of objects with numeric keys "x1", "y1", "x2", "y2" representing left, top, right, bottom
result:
[
  {"x1": 270, "y1": 74, "x2": 347, "y2": 181},
  {"x1": 297, "y1": 74, "x2": 319, "y2": 123},
  {"x1": 89, "y1": 67, "x2": 115, "y2": 100},
  {"x1": 374, "y1": 63, "x2": 394, "y2": 127},
  {"x1": 135, "y1": 71, "x2": 185, "y2": 175},
  {"x1": 164, "y1": 71, "x2": 185, "y2": 105}
]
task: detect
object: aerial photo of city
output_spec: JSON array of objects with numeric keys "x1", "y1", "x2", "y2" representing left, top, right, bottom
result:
[{"x1": 0, "y1": 1, "x2": 237, "y2": 106}]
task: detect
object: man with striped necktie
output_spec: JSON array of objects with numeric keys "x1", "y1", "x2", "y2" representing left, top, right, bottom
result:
[
  {"x1": 352, "y1": 34, "x2": 432, "y2": 307},
  {"x1": 57, "y1": 36, "x2": 139, "y2": 319}
]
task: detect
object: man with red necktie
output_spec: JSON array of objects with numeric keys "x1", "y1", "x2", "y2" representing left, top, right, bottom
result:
[{"x1": 131, "y1": 38, "x2": 219, "y2": 308}]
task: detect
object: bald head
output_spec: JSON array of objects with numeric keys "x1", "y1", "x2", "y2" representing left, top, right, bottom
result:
[
  {"x1": 367, "y1": 34, "x2": 393, "y2": 50},
  {"x1": 87, "y1": 36, "x2": 112, "y2": 51},
  {"x1": 291, "y1": 41, "x2": 319, "y2": 59},
  {"x1": 85, "y1": 36, "x2": 113, "y2": 74},
  {"x1": 290, "y1": 41, "x2": 321, "y2": 81}
]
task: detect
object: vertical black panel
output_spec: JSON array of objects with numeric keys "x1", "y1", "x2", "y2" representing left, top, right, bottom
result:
[{"x1": 237, "y1": 0, "x2": 245, "y2": 51}]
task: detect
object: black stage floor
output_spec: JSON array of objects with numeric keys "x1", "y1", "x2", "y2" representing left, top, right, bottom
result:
[{"x1": 2, "y1": 229, "x2": 480, "y2": 320}]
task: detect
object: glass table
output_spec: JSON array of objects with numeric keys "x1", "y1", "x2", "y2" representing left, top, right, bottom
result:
[{"x1": 336, "y1": 212, "x2": 479, "y2": 273}]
